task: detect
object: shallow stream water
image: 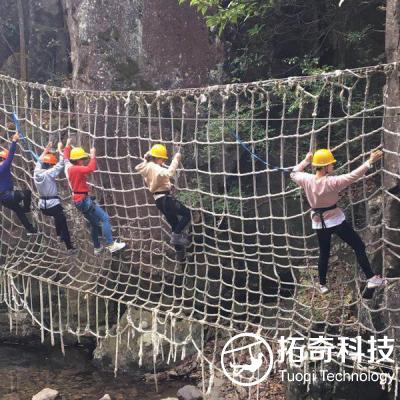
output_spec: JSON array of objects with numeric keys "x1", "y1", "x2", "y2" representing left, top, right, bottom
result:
[{"x1": 0, "y1": 342, "x2": 184, "y2": 399}]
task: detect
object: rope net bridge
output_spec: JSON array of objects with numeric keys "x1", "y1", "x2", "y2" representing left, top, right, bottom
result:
[{"x1": 0, "y1": 63, "x2": 399, "y2": 393}]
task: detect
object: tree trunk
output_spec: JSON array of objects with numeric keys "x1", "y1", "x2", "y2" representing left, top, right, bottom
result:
[
  {"x1": 16, "y1": 0, "x2": 27, "y2": 81},
  {"x1": 384, "y1": 0, "x2": 400, "y2": 274}
]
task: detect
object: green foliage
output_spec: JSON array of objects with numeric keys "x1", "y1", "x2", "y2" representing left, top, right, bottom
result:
[
  {"x1": 284, "y1": 56, "x2": 333, "y2": 76},
  {"x1": 179, "y1": 0, "x2": 274, "y2": 35},
  {"x1": 230, "y1": 50, "x2": 265, "y2": 83},
  {"x1": 343, "y1": 25, "x2": 373, "y2": 44},
  {"x1": 177, "y1": 183, "x2": 244, "y2": 215},
  {"x1": 177, "y1": 0, "x2": 385, "y2": 83},
  {"x1": 195, "y1": 108, "x2": 269, "y2": 163}
]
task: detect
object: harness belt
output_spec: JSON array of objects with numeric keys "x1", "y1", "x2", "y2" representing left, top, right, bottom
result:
[
  {"x1": 311, "y1": 204, "x2": 337, "y2": 230},
  {"x1": 40, "y1": 196, "x2": 60, "y2": 200},
  {"x1": 73, "y1": 192, "x2": 88, "y2": 195},
  {"x1": 153, "y1": 190, "x2": 170, "y2": 200},
  {"x1": 153, "y1": 191, "x2": 170, "y2": 196}
]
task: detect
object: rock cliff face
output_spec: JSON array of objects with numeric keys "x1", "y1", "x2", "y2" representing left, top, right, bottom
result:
[
  {"x1": 61, "y1": 0, "x2": 223, "y2": 91},
  {"x1": 0, "y1": 2, "x2": 20, "y2": 78},
  {"x1": 0, "y1": 0, "x2": 70, "y2": 83},
  {"x1": 27, "y1": 0, "x2": 71, "y2": 84},
  {"x1": 1, "y1": 0, "x2": 223, "y2": 90}
]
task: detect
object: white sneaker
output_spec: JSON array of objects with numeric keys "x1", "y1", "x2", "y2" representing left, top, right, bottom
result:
[
  {"x1": 94, "y1": 247, "x2": 103, "y2": 255},
  {"x1": 26, "y1": 230, "x2": 39, "y2": 236},
  {"x1": 367, "y1": 275, "x2": 387, "y2": 289},
  {"x1": 107, "y1": 241, "x2": 126, "y2": 253},
  {"x1": 318, "y1": 284, "x2": 329, "y2": 295}
]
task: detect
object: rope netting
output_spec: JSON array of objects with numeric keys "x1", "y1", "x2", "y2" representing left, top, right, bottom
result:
[{"x1": 0, "y1": 62, "x2": 399, "y2": 392}]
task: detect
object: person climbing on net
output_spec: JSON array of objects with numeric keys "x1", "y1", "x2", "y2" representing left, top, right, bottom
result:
[
  {"x1": 63, "y1": 138, "x2": 126, "y2": 255},
  {"x1": 290, "y1": 147, "x2": 386, "y2": 294},
  {"x1": 0, "y1": 122, "x2": 37, "y2": 235},
  {"x1": 33, "y1": 141, "x2": 76, "y2": 254},
  {"x1": 135, "y1": 144, "x2": 191, "y2": 258}
]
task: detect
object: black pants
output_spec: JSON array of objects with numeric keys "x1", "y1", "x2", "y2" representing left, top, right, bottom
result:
[
  {"x1": 41, "y1": 204, "x2": 73, "y2": 250},
  {"x1": 0, "y1": 190, "x2": 36, "y2": 233},
  {"x1": 155, "y1": 195, "x2": 191, "y2": 234},
  {"x1": 316, "y1": 220, "x2": 374, "y2": 285}
]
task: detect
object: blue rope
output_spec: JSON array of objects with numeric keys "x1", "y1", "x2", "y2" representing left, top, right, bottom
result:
[
  {"x1": 12, "y1": 113, "x2": 39, "y2": 161},
  {"x1": 230, "y1": 132, "x2": 292, "y2": 174}
]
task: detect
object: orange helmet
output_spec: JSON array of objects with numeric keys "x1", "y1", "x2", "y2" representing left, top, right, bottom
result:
[
  {"x1": 0, "y1": 149, "x2": 9, "y2": 160},
  {"x1": 42, "y1": 153, "x2": 57, "y2": 165}
]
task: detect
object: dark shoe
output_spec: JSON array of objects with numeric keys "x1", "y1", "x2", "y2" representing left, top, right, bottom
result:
[
  {"x1": 171, "y1": 233, "x2": 183, "y2": 245},
  {"x1": 182, "y1": 233, "x2": 191, "y2": 247},
  {"x1": 176, "y1": 249, "x2": 186, "y2": 262},
  {"x1": 171, "y1": 233, "x2": 189, "y2": 246},
  {"x1": 66, "y1": 248, "x2": 79, "y2": 256}
]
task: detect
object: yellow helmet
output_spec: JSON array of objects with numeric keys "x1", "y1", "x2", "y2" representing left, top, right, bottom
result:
[
  {"x1": 312, "y1": 149, "x2": 336, "y2": 167},
  {"x1": 70, "y1": 147, "x2": 89, "y2": 161},
  {"x1": 149, "y1": 144, "x2": 168, "y2": 159}
]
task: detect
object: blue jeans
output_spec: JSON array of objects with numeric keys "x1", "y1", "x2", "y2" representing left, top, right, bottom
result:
[{"x1": 75, "y1": 197, "x2": 113, "y2": 248}]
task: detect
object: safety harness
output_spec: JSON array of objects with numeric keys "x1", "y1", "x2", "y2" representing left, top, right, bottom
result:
[
  {"x1": 39, "y1": 195, "x2": 60, "y2": 210},
  {"x1": 311, "y1": 204, "x2": 337, "y2": 230}
]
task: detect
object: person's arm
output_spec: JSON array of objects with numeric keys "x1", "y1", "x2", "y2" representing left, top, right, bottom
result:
[
  {"x1": 71, "y1": 158, "x2": 96, "y2": 174},
  {"x1": 331, "y1": 150, "x2": 382, "y2": 192},
  {"x1": 0, "y1": 136, "x2": 18, "y2": 173},
  {"x1": 331, "y1": 162, "x2": 370, "y2": 192},
  {"x1": 290, "y1": 152, "x2": 313, "y2": 188},
  {"x1": 45, "y1": 142, "x2": 66, "y2": 178},
  {"x1": 34, "y1": 157, "x2": 43, "y2": 175},
  {"x1": 35, "y1": 143, "x2": 52, "y2": 175},
  {"x1": 39, "y1": 143, "x2": 51, "y2": 161},
  {"x1": 63, "y1": 144, "x2": 71, "y2": 160},
  {"x1": 59, "y1": 141, "x2": 71, "y2": 171},
  {"x1": 46, "y1": 158, "x2": 65, "y2": 179},
  {"x1": 157, "y1": 153, "x2": 181, "y2": 178}
]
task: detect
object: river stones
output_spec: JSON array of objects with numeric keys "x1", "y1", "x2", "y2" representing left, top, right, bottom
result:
[
  {"x1": 177, "y1": 385, "x2": 203, "y2": 400},
  {"x1": 32, "y1": 388, "x2": 59, "y2": 400}
]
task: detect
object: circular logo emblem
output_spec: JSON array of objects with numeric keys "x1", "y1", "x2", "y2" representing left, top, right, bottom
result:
[{"x1": 221, "y1": 333, "x2": 274, "y2": 387}]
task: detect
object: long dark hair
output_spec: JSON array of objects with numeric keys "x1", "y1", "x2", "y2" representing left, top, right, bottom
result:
[{"x1": 145, "y1": 154, "x2": 158, "y2": 163}]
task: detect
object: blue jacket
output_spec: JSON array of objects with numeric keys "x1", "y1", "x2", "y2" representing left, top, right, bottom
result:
[{"x1": 0, "y1": 141, "x2": 17, "y2": 193}]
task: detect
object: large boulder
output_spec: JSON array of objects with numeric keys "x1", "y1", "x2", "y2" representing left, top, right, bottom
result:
[{"x1": 62, "y1": 0, "x2": 223, "y2": 91}]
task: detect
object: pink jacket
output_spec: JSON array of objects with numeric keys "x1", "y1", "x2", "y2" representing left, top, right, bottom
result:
[{"x1": 290, "y1": 159, "x2": 371, "y2": 227}]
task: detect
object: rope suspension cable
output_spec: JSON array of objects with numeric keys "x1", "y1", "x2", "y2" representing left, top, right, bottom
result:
[
  {"x1": 230, "y1": 131, "x2": 293, "y2": 173},
  {"x1": 12, "y1": 112, "x2": 40, "y2": 161}
]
